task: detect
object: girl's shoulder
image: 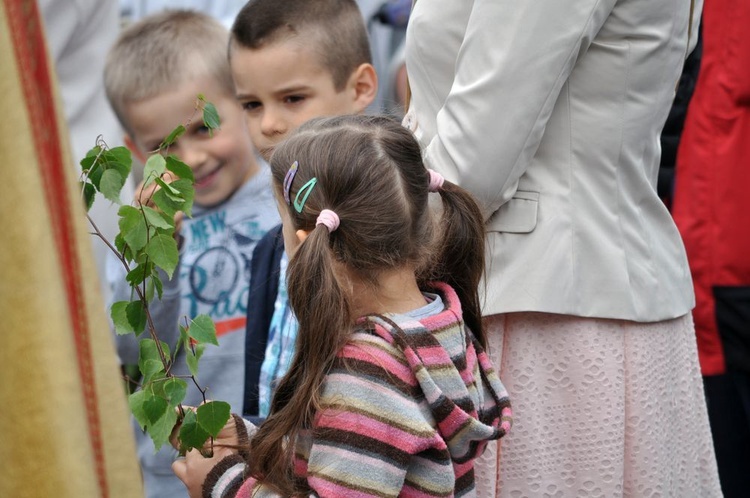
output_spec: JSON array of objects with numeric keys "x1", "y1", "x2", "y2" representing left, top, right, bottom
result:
[
  {"x1": 326, "y1": 327, "x2": 424, "y2": 407},
  {"x1": 339, "y1": 325, "x2": 407, "y2": 365},
  {"x1": 326, "y1": 325, "x2": 416, "y2": 386}
]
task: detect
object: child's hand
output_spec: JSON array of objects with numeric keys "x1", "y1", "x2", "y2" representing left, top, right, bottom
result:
[
  {"x1": 172, "y1": 443, "x2": 237, "y2": 498},
  {"x1": 171, "y1": 415, "x2": 242, "y2": 498},
  {"x1": 134, "y1": 171, "x2": 185, "y2": 238}
]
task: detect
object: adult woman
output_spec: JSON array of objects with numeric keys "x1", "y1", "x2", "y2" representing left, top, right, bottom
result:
[{"x1": 403, "y1": 0, "x2": 722, "y2": 495}]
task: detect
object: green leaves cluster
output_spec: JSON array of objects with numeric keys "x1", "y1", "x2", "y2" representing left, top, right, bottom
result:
[
  {"x1": 80, "y1": 99, "x2": 230, "y2": 453},
  {"x1": 120, "y1": 153, "x2": 193, "y2": 283},
  {"x1": 125, "y1": 327, "x2": 229, "y2": 451},
  {"x1": 80, "y1": 145, "x2": 132, "y2": 209}
]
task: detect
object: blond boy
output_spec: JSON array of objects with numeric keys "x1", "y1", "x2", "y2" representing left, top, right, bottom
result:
[
  {"x1": 104, "y1": 10, "x2": 279, "y2": 498},
  {"x1": 225, "y1": 0, "x2": 378, "y2": 419}
]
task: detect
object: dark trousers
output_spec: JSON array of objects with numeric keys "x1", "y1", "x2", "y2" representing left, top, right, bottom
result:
[{"x1": 704, "y1": 372, "x2": 750, "y2": 498}]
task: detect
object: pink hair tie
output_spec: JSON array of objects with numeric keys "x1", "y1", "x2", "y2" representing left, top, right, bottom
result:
[
  {"x1": 428, "y1": 169, "x2": 445, "y2": 192},
  {"x1": 316, "y1": 209, "x2": 340, "y2": 233}
]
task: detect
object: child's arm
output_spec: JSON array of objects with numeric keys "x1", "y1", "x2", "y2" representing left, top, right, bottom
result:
[
  {"x1": 200, "y1": 337, "x2": 433, "y2": 498},
  {"x1": 173, "y1": 414, "x2": 256, "y2": 498},
  {"x1": 301, "y1": 340, "x2": 433, "y2": 497}
]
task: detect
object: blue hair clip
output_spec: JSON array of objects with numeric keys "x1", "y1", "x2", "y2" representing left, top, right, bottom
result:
[
  {"x1": 294, "y1": 178, "x2": 317, "y2": 214},
  {"x1": 283, "y1": 161, "x2": 299, "y2": 205}
]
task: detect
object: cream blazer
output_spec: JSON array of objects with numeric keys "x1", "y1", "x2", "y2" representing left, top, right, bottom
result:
[{"x1": 404, "y1": 0, "x2": 701, "y2": 321}]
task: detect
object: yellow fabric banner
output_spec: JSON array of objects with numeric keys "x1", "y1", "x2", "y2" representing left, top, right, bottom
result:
[{"x1": 0, "y1": 1, "x2": 143, "y2": 496}]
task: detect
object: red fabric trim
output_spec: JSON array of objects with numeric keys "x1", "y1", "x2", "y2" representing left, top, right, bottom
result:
[
  {"x1": 215, "y1": 317, "x2": 247, "y2": 337},
  {"x1": 4, "y1": 1, "x2": 109, "y2": 495}
]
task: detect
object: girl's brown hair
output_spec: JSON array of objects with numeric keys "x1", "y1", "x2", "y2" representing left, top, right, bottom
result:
[{"x1": 249, "y1": 115, "x2": 486, "y2": 494}]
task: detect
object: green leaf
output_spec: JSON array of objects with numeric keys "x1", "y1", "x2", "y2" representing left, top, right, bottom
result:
[
  {"x1": 151, "y1": 188, "x2": 182, "y2": 218},
  {"x1": 197, "y1": 401, "x2": 231, "y2": 438},
  {"x1": 163, "y1": 378, "x2": 188, "y2": 408},
  {"x1": 138, "y1": 338, "x2": 169, "y2": 383},
  {"x1": 139, "y1": 338, "x2": 170, "y2": 363},
  {"x1": 189, "y1": 314, "x2": 218, "y2": 346},
  {"x1": 143, "y1": 394, "x2": 168, "y2": 425},
  {"x1": 99, "y1": 147, "x2": 132, "y2": 183},
  {"x1": 81, "y1": 181, "x2": 96, "y2": 211},
  {"x1": 126, "y1": 262, "x2": 151, "y2": 287},
  {"x1": 179, "y1": 324, "x2": 189, "y2": 348},
  {"x1": 145, "y1": 234, "x2": 179, "y2": 279},
  {"x1": 86, "y1": 152, "x2": 105, "y2": 188},
  {"x1": 170, "y1": 178, "x2": 195, "y2": 218},
  {"x1": 143, "y1": 154, "x2": 167, "y2": 188},
  {"x1": 153, "y1": 275, "x2": 164, "y2": 300},
  {"x1": 80, "y1": 145, "x2": 101, "y2": 171},
  {"x1": 145, "y1": 277, "x2": 155, "y2": 302},
  {"x1": 145, "y1": 269, "x2": 165, "y2": 302},
  {"x1": 100, "y1": 168, "x2": 126, "y2": 204},
  {"x1": 142, "y1": 206, "x2": 173, "y2": 230},
  {"x1": 202, "y1": 101, "x2": 221, "y2": 134},
  {"x1": 178, "y1": 408, "x2": 210, "y2": 451},
  {"x1": 154, "y1": 177, "x2": 182, "y2": 198},
  {"x1": 139, "y1": 359, "x2": 164, "y2": 383},
  {"x1": 185, "y1": 343, "x2": 205, "y2": 377},
  {"x1": 148, "y1": 403, "x2": 178, "y2": 451},
  {"x1": 114, "y1": 232, "x2": 128, "y2": 256},
  {"x1": 128, "y1": 389, "x2": 149, "y2": 430},
  {"x1": 105, "y1": 146, "x2": 133, "y2": 173},
  {"x1": 80, "y1": 156, "x2": 96, "y2": 174},
  {"x1": 86, "y1": 147, "x2": 131, "y2": 193},
  {"x1": 111, "y1": 301, "x2": 134, "y2": 335},
  {"x1": 149, "y1": 177, "x2": 194, "y2": 218},
  {"x1": 118, "y1": 205, "x2": 148, "y2": 251},
  {"x1": 165, "y1": 155, "x2": 194, "y2": 182},
  {"x1": 160, "y1": 125, "x2": 186, "y2": 149},
  {"x1": 135, "y1": 250, "x2": 151, "y2": 265},
  {"x1": 148, "y1": 371, "x2": 168, "y2": 397},
  {"x1": 125, "y1": 301, "x2": 147, "y2": 336},
  {"x1": 143, "y1": 154, "x2": 167, "y2": 187}
]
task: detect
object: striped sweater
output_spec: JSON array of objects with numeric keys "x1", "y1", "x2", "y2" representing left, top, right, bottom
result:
[{"x1": 203, "y1": 282, "x2": 512, "y2": 498}]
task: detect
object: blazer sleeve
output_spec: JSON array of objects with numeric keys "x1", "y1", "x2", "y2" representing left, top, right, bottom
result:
[{"x1": 420, "y1": 0, "x2": 617, "y2": 220}]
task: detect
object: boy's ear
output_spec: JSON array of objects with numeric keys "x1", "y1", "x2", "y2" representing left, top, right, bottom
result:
[
  {"x1": 348, "y1": 63, "x2": 378, "y2": 113},
  {"x1": 124, "y1": 135, "x2": 148, "y2": 164}
]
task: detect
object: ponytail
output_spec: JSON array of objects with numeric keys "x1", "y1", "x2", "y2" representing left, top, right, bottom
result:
[
  {"x1": 248, "y1": 223, "x2": 351, "y2": 495},
  {"x1": 427, "y1": 179, "x2": 487, "y2": 348}
]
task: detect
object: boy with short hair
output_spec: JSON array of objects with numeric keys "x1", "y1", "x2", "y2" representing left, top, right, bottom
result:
[
  {"x1": 230, "y1": 0, "x2": 377, "y2": 162},
  {"x1": 104, "y1": 10, "x2": 279, "y2": 498},
  {"x1": 227, "y1": 0, "x2": 378, "y2": 419}
]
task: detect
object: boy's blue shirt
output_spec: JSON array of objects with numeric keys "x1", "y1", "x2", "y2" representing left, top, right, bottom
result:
[
  {"x1": 108, "y1": 164, "x2": 279, "y2": 498},
  {"x1": 258, "y1": 253, "x2": 298, "y2": 417}
]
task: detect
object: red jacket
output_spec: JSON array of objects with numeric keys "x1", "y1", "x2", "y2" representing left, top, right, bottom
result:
[{"x1": 672, "y1": 0, "x2": 750, "y2": 376}]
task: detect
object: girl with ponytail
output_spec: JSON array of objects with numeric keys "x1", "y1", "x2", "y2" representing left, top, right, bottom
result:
[{"x1": 173, "y1": 115, "x2": 511, "y2": 498}]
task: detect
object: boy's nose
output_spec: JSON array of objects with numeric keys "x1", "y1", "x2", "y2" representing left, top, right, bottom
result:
[
  {"x1": 260, "y1": 108, "x2": 287, "y2": 137},
  {"x1": 180, "y1": 145, "x2": 209, "y2": 170}
]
